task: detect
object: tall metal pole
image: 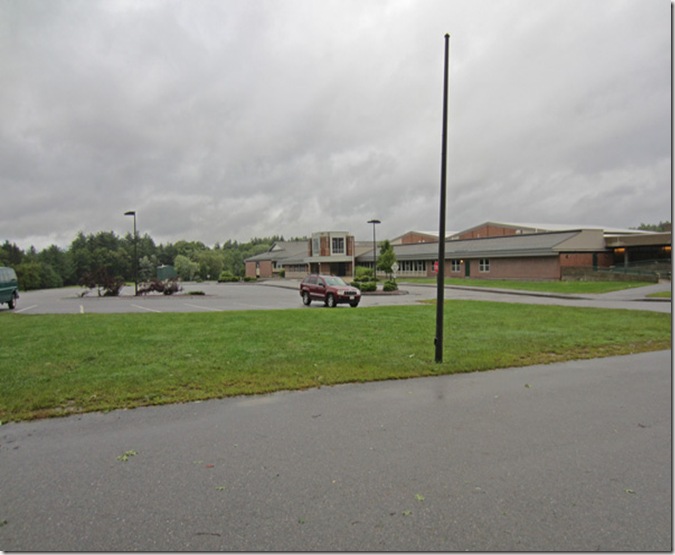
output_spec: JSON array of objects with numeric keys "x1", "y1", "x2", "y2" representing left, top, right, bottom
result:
[
  {"x1": 435, "y1": 34, "x2": 450, "y2": 363},
  {"x1": 367, "y1": 219, "x2": 381, "y2": 280}
]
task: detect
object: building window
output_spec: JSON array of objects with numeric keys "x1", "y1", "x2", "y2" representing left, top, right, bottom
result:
[
  {"x1": 398, "y1": 260, "x2": 427, "y2": 275},
  {"x1": 479, "y1": 258, "x2": 490, "y2": 272},
  {"x1": 451, "y1": 259, "x2": 461, "y2": 272},
  {"x1": 332, "y1": 237, "x2": 345, "y2": 255}
]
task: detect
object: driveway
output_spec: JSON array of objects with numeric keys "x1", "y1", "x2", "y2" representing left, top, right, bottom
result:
[{"x1": 0, "y1": 351, "x2": 670, "y2": 551}]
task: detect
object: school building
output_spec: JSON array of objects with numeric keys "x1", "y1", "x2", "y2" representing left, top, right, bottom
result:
[{"x1": 245, "y1": 221, "x2": 671, "y2": 281}]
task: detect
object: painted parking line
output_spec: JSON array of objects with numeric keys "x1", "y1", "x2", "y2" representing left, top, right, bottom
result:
[
  {"x1": 232, "y1": 303, "x2": 276, "y2": 310},
  {"x1": 183, "y1": 303, "x2": 222, "y2": 311},
  {"x1": 131, "y1": 304, "x2": 162, "y2": 313},
  {"x1": 80, "y1": 305, "x2": 85, "y2": 314},
  {"x1": 14, "y1": 305, "x2": 38, "y2": 314}
]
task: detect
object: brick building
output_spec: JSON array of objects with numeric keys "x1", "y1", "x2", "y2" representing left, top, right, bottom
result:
[{"x1": 245, "y1": 221, "x2": 671, "y2": 281}]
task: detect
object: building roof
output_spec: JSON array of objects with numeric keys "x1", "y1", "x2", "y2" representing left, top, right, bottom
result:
[
  {"x1": 356, "y1": 229, "x2": 609, "y2": 262},
  {"x1": 454, "y1": 221, "x2": 654, "y2": 237},
  {"x1": 391, "y1": 230, "x2": 459, "y2": 243},
  {"x1": 245, "y1": 240, "x2": 307, "y2": 263},
  {"x1": 604, "y1": 232, "x2": 672, "y2": 248}
]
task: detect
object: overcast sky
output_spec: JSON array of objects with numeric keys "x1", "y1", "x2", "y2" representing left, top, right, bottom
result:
[{"x1": 1, "y1": 0, "x2": 671, "y2": 250}]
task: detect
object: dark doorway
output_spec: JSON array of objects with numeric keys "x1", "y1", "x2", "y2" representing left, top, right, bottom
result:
[{"x1": 330, "y1": 262, "x2": 347, "y2": 276}]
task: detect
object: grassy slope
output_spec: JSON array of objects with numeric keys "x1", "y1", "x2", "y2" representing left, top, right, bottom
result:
[{"x1": 0, "y1": 302, "x2": 670, "y2": 421}]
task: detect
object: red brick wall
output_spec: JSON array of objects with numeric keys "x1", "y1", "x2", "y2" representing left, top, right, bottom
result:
[
  {"x1": 245, "y1": 260, "x2": 273, "y2": 278},
  {"x1": 320, "y1": 236, "x2": 330, "y2": 256},
  {"x1": 458, "y1": 224, "x2": 518, "y2": 240},
  {"x1": 401, "y1": 232, "x2": 437, "y2": 244},
  {"x1": 440, "y1": 256, "x2": 561, "y2": 280},
  {"x1": 485, "y1": 256, "x2": 560, "y2": 279},
  {"x1": 259, "y1": 260, "x2": 274, "y2": 278},
  {"x1": 400, "y1": 251, "x2": 614, "y2": 281},
  {"x1": 245, "y1": 261, "x2": 257, "y2": 278},
  {"x1": 409, "y1": 253, "x2": 615, "y2": 281},
  {"x1": 560, "y1": 252, "x2": 613, "y2": 268}
]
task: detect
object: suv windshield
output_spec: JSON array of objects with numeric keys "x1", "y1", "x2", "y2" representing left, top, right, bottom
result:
[{"x1": 324, "y1": 276, "x2": 347, "y2": 286}]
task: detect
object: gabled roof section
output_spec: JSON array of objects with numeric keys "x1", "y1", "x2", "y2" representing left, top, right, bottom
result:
[
  {"x1": 391, "y1": 230, "x2": 458, "y2": 243},
  {"x1": 245, "y1": 240, "x2": 308, "y2": 262},
  {"x1": 356, "y1": 230, "x2": 608, "y2": 262}
]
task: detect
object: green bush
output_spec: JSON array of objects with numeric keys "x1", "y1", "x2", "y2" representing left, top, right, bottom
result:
[
  {"x1": 355, "y1": 266, "x2": 374, "y2": 281},
  {"x1": 357, "y1": 281, "x2": 377, "y2": 292},
  {"x1": 243, "y1": 276, "x2": 257, "y2": 282},
  {"x1": 218, "y1": 271, "x2": 240, "y2": 283},
  {"x1": 383, "y1": 280, "x2": 398, "y2": 292}
]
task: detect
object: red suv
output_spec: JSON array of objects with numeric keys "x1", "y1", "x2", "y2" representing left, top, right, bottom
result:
[{"x1": 300, "y1": 274, "x2": 361, "y2": 308}]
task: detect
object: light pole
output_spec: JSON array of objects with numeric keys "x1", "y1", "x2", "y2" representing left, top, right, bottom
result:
[
  {"x1": 124, "y1": 210, "x2": 138, "y2": 296},
  {"x1": 435, "y1": 33, "x2": 450, "y2": 363},
  {"x1": 367, "y1": 219, "x2": 381, "y2": 280}
]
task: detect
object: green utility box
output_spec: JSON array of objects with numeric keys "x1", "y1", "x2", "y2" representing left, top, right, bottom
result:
[{"x1": 157, "y1": 265, "x2": 177, "y2": 281}]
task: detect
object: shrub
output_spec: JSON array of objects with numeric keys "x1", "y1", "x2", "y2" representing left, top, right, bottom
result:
[
  {"x1": 383, "y1": 280, "x2": 398, "y2": 292},
  {"x1": 355, "y1": 266, "x2": 374, "y2": 281},
  {"x1": 243, "y1": 276, "x2": 257, "y2": 282},
  {"x1": 357, "y1": 281, "x2": 377, "y2": 292},
  {"x1": 138, "y1": 277, "x2": 182, "y2": 295},
  {"x1": 218, "y1": 271, "x2": 240, "y2": 283},
  {"x1": 79, "y1": 269, "x2": 125, "y2": 297}
]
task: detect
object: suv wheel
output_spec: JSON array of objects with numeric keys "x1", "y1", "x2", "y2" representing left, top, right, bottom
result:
[
  {"x1": 349, "y1": 300, "x2": 359, "y2": 308},
  {"x1": 326, "y1": 294, "x2": 336, "y2": 308},
  {"x1": 302, "y1": 291, "x2": 311, "y2": 306}
]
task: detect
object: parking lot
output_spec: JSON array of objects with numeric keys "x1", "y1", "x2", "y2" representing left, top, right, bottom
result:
[
  {"x1": 5, "y1": 279, "x2": 670, "y2": 314},
  {"x1": 6, "y1": 281, "x2": 436, "y2": 315}
]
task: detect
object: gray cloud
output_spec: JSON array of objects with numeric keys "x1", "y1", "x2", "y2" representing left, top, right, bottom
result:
[{"x1": 0, "y1": 0, "x2": 670, "y2": 250}]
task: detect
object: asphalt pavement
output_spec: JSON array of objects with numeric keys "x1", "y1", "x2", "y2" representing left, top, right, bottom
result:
[
  {"x1": 0, "y1": 351, "x2": 671, "y2": 551},
  {"x1": 6, "y1": 279, "x2": 672, "y2": 314}
]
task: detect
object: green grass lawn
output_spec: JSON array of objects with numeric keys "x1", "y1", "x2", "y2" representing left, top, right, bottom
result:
[
  {"x1": 401, "y1": 277, "x2": 656, "y2": 294},
  {"x1": 648, "y1": 290, "x2": 672, "y2": 298},
  {"x1": 0, "y1": 302, "x2": 670, "y2": 422}
]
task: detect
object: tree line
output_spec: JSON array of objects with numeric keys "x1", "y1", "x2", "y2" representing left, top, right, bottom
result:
[
  {"x1": 0, "y1": 231, "x2": 290, "y2": 291},
  {"x1": 635, "y1": 221, "x2": 671, "y2": 232}
]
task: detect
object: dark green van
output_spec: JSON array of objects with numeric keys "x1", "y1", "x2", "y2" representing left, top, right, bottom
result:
[{"x1": 0, "y1": 267, "x2": 19, "y2": 309}]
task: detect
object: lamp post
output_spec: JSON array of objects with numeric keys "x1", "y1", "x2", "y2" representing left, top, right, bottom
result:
[
  {"x1": 435, "y1": 33, "x2": 450, "y2": 363},
  {"x1": 367, "y1": 219, "x2": 381, "y2": 280},
  {"x1": 124, "y1": 210, "x2": 138, "y2": 296}
]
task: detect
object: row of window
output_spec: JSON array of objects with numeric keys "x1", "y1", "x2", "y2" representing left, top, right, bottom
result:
[
  {"x1": 398, "y1": 260, "x2": 427, "y2": 273},
  {"x1": 311, "y1": 236, "x2": 346, "y2": 256},
  {"x1": 354, "y1": 260, "x2": 487, "y2": 274},
  {"x1": 385, "y1": 259, "x2": 491, "y2": 273},
  {"x1": 272, "y1": 258, "x2": 492, "y2": 274}
]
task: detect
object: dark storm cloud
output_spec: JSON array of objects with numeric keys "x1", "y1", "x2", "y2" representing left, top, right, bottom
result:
[{"x1": 0, "y1": 0, "x2": 670, "y2": 250}]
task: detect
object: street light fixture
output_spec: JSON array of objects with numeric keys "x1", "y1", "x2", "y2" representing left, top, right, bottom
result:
[
  {"x1": 124, "y1": 210, "x2": 138, "y2": 296},
  {"x1": 367, "y1": 219, "x2": 381, "y2": 281}
]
